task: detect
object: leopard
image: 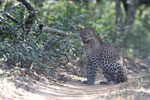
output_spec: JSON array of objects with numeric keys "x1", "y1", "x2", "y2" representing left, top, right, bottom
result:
[{"x1": 80, "y1": 27, "x2": 128, "y2": 85}]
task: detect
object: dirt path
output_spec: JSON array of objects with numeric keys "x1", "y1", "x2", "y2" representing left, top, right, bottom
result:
[
  {"x1": 0, "y1": 79, "x2": 122, "y2": 100},
  {"x1": 1, "y1": 72, "x2": 150, "y2": 100}
]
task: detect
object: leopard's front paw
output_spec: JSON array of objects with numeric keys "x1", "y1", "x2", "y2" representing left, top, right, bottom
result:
[
  {"x1": 83, "y1": 80, "x2": 94, "y2": 85},
  {"x1": 99, "y1": 81, "x2": 111, "y2": 85},
  {"x1": 83, "y1": 80, "x2": 88, "y2": 84}
]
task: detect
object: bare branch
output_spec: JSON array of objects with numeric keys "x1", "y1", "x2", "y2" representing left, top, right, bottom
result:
[
  {"x1": 17, "y1": 0, "x2": 35, "y2": 34},
  {"x1": 42, "y1": 26, "x2": 68, "y2": 37},
  {"x1": 17, "y1": 0, "x2": 34, "y2": 12}
]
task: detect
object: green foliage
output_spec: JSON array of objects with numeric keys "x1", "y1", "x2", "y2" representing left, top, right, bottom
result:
[
  {"x1": 0, "y1": 1, "x2": 69, "y2": 73},
  {"x1": 0, "y1": 0, "x2": 150, "y2": 73}
]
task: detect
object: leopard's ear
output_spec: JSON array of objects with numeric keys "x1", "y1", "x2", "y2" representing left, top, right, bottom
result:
[{"x1": 78, "y1": 24, "x2": 84, "y2": 31}]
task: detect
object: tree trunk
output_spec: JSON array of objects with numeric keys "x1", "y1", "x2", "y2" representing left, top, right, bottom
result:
[
  {"x1": 124, "y1": 0, "x2": 140, "y2": 29},
  {"x1": 115, "y1": 0, "x2": 122, "y2": 24}
]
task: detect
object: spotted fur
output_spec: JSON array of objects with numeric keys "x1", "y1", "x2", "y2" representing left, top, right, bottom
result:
[{"x1": 80, "y1": 27, "x2": 128, "y2": 85}]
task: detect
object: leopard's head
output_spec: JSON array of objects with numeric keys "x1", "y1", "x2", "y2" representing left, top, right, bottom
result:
[{"x1": 80, "y1": 27, "x2": 96, "y2": 44}]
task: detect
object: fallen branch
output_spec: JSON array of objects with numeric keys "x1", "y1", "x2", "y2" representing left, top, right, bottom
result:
[{"x1": 42, "y1": 26, "x2": 68, "y2": 37}]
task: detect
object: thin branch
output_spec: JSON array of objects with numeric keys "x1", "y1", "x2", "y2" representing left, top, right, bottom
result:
[
  {"x1": 0, "y1": 25, "x2": 9, "y2": 32},
  {"x1": 42, "y1": 26, "x2": 68, "y2": 37},
  {"x1": 4, "y1": 12, "x2": 20, "y2": 23},
  {"x1": 60, "y1": 53, "x2": 69, "y2": 66},
  {"x1": 1, "y1": 10, "x2": 20, "y2": 24},
  {"x1": 49, "y1": 53, "x2": 69, "y2": 66}
]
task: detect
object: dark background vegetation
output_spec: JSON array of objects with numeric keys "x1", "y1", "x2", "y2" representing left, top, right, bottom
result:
[{"x1": 0, "y1": 0, "x2": 150, "y2": 77}]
